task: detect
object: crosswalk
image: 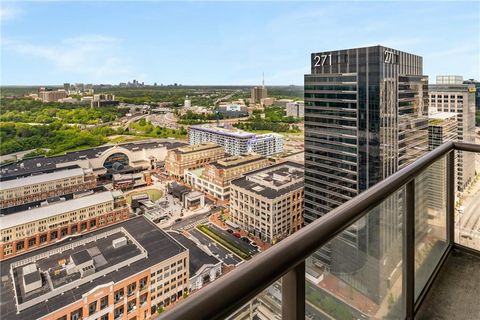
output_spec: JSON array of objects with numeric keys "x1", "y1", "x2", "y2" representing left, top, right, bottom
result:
[{"x1": 177, "y1": 217, "x2": 209, "y2": 231}]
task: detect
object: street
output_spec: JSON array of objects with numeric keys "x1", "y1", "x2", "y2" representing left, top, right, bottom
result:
[{"x1": 188, "y1": 228, "x2": 243, "y2": 266}]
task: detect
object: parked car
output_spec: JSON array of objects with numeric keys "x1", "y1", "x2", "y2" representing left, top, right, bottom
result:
[
  {"x1": 232, "y1": 232, "x2": 241, "y2": 238},
  {"x1": 227, "y1": 229, "x2": 234, "y2": 234},
  {"x1": 174, "y1": 218, "x2": 183, "y2": 223},
  {"x1": 241, "y1": 237, "x2": 250, "y2": 243}
]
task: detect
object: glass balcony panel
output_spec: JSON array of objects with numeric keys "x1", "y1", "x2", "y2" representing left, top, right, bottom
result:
[
  {"x1": 455, "y1": 151, "x2": 480, "y2": 251},
  {"x1": 226, "y1": 281, "x2": 282, "y2": 320},
  {"x1": 414, "y1": 156, "x2": 448, "y2": 300},
  {"x1": 305, "y1": 187, "x2": 406, "y2": 319}
]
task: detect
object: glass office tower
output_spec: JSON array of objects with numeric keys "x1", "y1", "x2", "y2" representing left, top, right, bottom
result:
[{"x1": 304, "y1": 46, "x2": 429, "y2": 302}]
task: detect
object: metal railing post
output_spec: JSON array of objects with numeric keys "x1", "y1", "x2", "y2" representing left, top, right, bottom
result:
[
  {"x1": 282, "y1": 261, "x2": 305, "y2": 320},
  {"x1": 403, "y1": 180, "x2": 415, "y2": 319},
  {"x1": 446, "y1": 150, "x2": 455, "y2": 244}
]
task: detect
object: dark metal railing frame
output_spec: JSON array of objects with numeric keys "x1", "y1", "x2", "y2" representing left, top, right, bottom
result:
[{"x1": 159, "y1": 141, "x2": 480, "y2": 320}]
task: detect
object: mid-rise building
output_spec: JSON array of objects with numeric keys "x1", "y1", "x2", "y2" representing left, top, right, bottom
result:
[
  {"x1": 0, "y1": 190, "x2": 130, "y2": 259},
  {"x1": 304, "y1": 45, "x2": 429, "y2": 303},
  {"x1": 184, "y1": 95, "x2": 192, "y2": 108},
  {"x1": 185, "y1": 154, "x2": 270, "y2": 200},
  {"x1": 251, "y1": 87, "x2": 267, "y2": 104},
  {"x1": 427, "y1": 112, "x2": 458, "y2": 218},
  {"x1": 38, "y1": 89, "x2": 68, "y2": 102},
  {"x1": 0, "y1": 167, "x2": 96, "y2": 208},
  {"x1": 217, "y1": 104, "x2": 249, "y2": 117},
  {"x1": 229, "y1": 162, "x2": 304, "y2": 244},
  {"x1": 91, "y1": 93, "x2": 117, "y2": 107},
  {"x1": 286, "y1": 101, "x2": 305, "y2": 117},
  {"x1": 188, "y1": 124, "x2": 283, "y2": 156},
  {"x1": 428, "y1": 112, "x2": 457, "y2": 150},
  {"x1": 0, "y1": 216, "x2": 189, "y2": 320},
  {"x1": 165, "y1": 143, "x2": 225, "y2": 179},
  {"x1": 429, "y1": 82, "x2": 476, "y2": 191}
]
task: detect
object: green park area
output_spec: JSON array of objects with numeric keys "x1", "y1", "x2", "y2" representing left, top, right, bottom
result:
[
  {"x1": 125, "y1": 188, "x2": 163, "y2": 205},
  {"x1": 197, "y1": 224, "x2": 251, "y2": 260}
]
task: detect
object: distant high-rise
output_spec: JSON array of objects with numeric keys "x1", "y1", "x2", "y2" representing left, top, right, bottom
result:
[
  {"x1": 304, "y1": 45, "x2": 429, "y2": 302},
  {"x1": 429, "y1": 81, "x2": 476, "y2": 191},
  {"x1": 251, "y1": 74, "x2": 267, "y2": 103},
  {"x1": 185, "y1": 95, "x2": 192, "y2": 108}
]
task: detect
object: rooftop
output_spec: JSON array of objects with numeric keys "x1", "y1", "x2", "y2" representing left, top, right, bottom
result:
[
  {"x1": 167, "y1": 231, "x2": 221, "y2": 277},
  {"x1": 0, "y1": 191, "x2": 115, "y2": 229},
  {"x1": 189, "y1": 124, "x2": 255, "y2": 139},
  {"x1": 0, "y1": 140, "x2": 186, "y2": 174},
  {"x1": 210, "y1": 154, "x2": 267, "y2": 170},
  {"x1": 0, "y1": 167, "x2": 89, "y2": 191},
  {"x1": 0, "y1": 216, "x2": 186, "y2": 320},
  {"x1": 175, "y1": 143, "x2": 223, "y2": 154},
  {"x1": 231, "y1": 161, "x2": 304, "y2": 199}
]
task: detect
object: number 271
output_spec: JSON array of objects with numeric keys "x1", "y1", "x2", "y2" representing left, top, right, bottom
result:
[{"x1": 314, "y1": 54, "x2": 331, "y2": 67}]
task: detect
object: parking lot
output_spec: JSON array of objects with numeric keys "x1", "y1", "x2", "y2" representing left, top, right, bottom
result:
[{"x1": 189, "y1": 228, "x2": 242, "y2": 266}]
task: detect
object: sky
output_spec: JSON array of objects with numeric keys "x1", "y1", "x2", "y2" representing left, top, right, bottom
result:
[{"x1": 1, "y1": 1, "x2": 479, "y2": 86}]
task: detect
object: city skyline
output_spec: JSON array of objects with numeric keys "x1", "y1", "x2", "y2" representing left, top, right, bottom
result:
[{"x1": 1, "y1": 1, "x2": 479, "y2": 86}]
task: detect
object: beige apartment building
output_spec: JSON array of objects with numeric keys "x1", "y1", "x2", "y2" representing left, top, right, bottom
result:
[
  {"x1": 0, "y1": 217, "x2": 190, "y2": 320},
  {"x1": 38, "y1": 89, "x2": 68, "y2": 102},
  {"x1": 184, "y1": 154, "x2": 270, "y2": 200},
  {"x1": 229, "y1": 162, "x2": 304, "y2": 244},
  {"x1": 165, "y1": 143, "x2": 224, "y2": 179},
  {"x1": 0, "y1": 190, "x2": 130, "y2": 259},
  {"x1": 0, "y1": 167, "x2": 96, "y2": 208}
]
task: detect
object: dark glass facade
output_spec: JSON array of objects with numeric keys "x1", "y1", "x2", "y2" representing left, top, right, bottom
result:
[{"x1": 304, "y1": 46, "x2": 429, "y2": 302}]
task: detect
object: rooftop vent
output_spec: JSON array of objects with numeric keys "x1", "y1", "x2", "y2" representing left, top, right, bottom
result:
[{"x1": 113, "y1": 237, "x2": 127, "y2": 249}]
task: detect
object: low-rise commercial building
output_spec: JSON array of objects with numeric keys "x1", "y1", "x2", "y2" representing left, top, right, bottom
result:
[
  {"x1": 0, "y1": 167, "x2": 96, "y2": 208},
  {"x1": 286, "y1": 101, "x2": 305, "y2": 117},
  {"x1": 184, "y1": 154, "x2": 270, "y2": 200},
  {"x1": 165, "y1": 143, "x2": 225, "y2": 179},
  {"x1": 188, "y1": 124, "x2": 283, "y2": 156},
  {"x1": 168, "y1": 231, "x2": 222, "y2": 292},
  {"x1": 0, "y1": 190, "x2": 130, "y2": 259},
  {"x1": 0, "y1": 216, "x2": 189, "y2": 320},
  {"x1": 229, "y1": 161, "x2": 304, "y2": 244},
  {"x1": 0, "y1": 140, "x2": 186, "y2": 178}
]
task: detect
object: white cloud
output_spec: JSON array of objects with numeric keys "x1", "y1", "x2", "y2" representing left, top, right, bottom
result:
[
  {"x1": 0, "y1": 5, "x2": 22, "y2": 21},
  {"x1": 3, "y1": 35, "x2": 143, "y2": 82}
]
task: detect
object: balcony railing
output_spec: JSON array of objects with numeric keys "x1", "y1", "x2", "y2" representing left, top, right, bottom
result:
[{"x1": 159, "y1": 141, "x2": 480, "y2": 320}]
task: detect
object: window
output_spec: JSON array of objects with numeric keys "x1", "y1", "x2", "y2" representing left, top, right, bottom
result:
[
  {"x1": 114, "y1": 288, "x2": 124, "y2": 303},
  {"x1": 89, "y1": 301, "x2": 97, "y2": 315},
  {"x1": 100, "y1": 295, "x2": 108, "y2": 309},
  {"x1": 71, "y1": 308, "x2": 83, "y2": 320}
]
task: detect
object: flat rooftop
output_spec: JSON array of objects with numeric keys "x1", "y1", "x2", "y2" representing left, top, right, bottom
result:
[
  {"x1": 0, "y1": 216, "x2": 186, "y2": 320},
  {"x1": 190, "y1": 124, "x2": 255, "y2": 138},
  {"x1": 0, "y1": 140, "x2": 186, "y2": 174},
  {"x1": 231, "y1": 161, "x2": 304, "y2": 199},
  {"x1": 210, "y1": 154, "x2": 266, "y2": 170},
  {"x1": 175, "y1": 143, "x2": 222, "y2": 154},
  {"x1": 0, "y1": 191, "x2": 115, "y2": 229},
  {"x1": 1, "y1": 167, "x2": 88, "y2": 191},
  {"x1": 167, "y1": 231, "x2": 220, "y2": 277}
]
